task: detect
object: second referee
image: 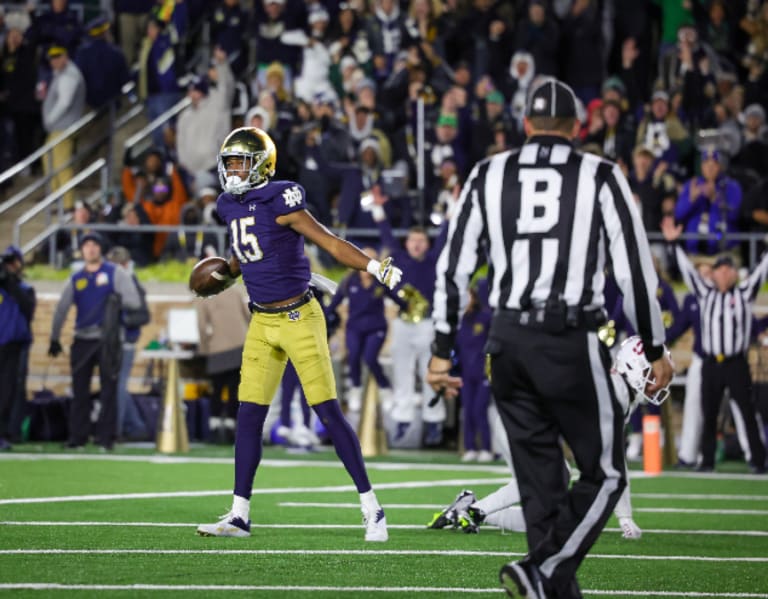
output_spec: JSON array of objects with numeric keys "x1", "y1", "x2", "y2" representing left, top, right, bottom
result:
[{"x1": 427, "y1": 79, "x2": 673, "y2": 598}]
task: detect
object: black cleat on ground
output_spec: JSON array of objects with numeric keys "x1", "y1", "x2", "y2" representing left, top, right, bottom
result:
[
  {"x1": 426, "y1": 489, "x2": 476, "y2": 529},
  {"x1": 499, "y1": 560, "x2": 547, "y2": 598}
]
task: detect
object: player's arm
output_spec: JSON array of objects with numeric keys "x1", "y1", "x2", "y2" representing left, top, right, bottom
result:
[{"x1": 277, "y1": 209, "x2": 401, "y2": 289}]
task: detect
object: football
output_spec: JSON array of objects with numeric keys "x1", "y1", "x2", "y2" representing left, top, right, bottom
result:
[{"x1": 189, "y1": 256, "x2": 233, "y2": 298}]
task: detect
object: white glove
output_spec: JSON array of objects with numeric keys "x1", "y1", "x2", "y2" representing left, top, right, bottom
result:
[{"x1": 367, "y1": 257, "x2": 402, "y2": 290}]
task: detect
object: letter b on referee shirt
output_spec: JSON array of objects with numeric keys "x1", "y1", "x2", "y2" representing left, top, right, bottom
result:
[{"x1": 517, "y1": 168, "x2": 562, "y2": 233}]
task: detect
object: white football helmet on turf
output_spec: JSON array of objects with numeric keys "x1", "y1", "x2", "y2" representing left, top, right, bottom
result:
[{"x1": 613, "y1": 336, "x2": 672, "y2": 406}]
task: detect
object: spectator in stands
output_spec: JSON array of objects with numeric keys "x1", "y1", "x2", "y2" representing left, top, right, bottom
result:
[
  {"x1": 210, "y1": 0, "x2": 249, "y2": 77},
  {"x1": 49, "y1": 232, "x2": 142, "y2": 450},
  {"x1": 112, "y1": 202, "x2": 154, "y2": 267},
  {"x1": 635, "y1": 88, "x2": 691, "y2": 175},
  {"x1": 26, "y1": 0, "x2": 83, "y2": 57},
  {"x1": 54, "y1": 199, "x2": 96, "y2": 265},
  {"x1": 496, "y1": 50, "x2": 535, "y2": 136},
  {"x1": 732, "y1": 103, "x2": 768, "y2": 178},
  {"x1": 140, "y1": 174, "x2": 189, "y2": 259},
  {"x1": 629, "y1": 144, "x2": 677, "y2": 236},
  {"x1": 0, "y1": 11, "x2": 41, "y2": 168},
  {"x1": 291, "y1": 5, "x2": 334, "y2": 104},
  {"x1": 176, "y1": 48, "x2": 235, "y2": 193},
  {"x1": 195, "y1": 283, "x2": 250, "y2": 444},
  {"x1": 469, "y1": 88, "x2": 515, "y2": 166},
  {"x1": 41, "y1": 45, "x2": 86, "y2": 211},
  {"x1": 327, "y1": 2, "x2": 372, "y2": 72},
  {"x1": 253, "y1": 0, "x2": 305, "y2": 91},
  {"x1": 0, "y1": 245, "x2": 35, "y2": 452},
  {"x1": 288, "y1": 91, "x2": 353, "y2": 224},
  {"x1": 428, "y1": 112, "x2": 466, "y2": 185},
  {"x1": 121, "y1": 146, "x2": 186, "y2": 206},
  {"x1": 74, "y1": 16, "x2": 131, "y2": 109},
  {"x1": 583, "y1": 98, "x2": 635, "y2": 166},
  {"x1": 559, "y1": 0, "x2": 605, "y2": 105},
  {"x1": 161, "y1": 203, "x2": 218, "y2": 262},
  {"x1": 514, "y1": 0, "x2": 559, "y2": 78},
  {"x1": 674, "y1": 147, "x2": 743, "y2": 257},
  {"x1": 366, "y1": 0, "x2": 407, "y2": 83},
  {"x1": 106, "y1": 246, "x2": 148, "y2": 442},
  {"x1": 138, "y1": 15, "x2": 180, "y2": 147},
  {"x1": 115, "y1": 0, "x2": 154, "y2": 66}
]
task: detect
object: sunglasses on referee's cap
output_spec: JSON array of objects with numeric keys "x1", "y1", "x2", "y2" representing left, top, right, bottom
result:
[{"x1": 526, "y1": 79, "x2": 578, "y2": 119}]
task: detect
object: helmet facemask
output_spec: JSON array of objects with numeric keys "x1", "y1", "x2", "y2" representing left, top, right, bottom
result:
[
  {"x1": 218, "y1": 150, "x2": 270, "y2": 195},
  {"x1": 613, "y1": 336, "x2": 671, "y2": 406}
]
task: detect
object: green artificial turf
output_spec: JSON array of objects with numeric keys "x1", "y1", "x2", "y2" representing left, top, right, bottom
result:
[{"x1": 1, "y1": 446, "x2": 767, "y2": 598}]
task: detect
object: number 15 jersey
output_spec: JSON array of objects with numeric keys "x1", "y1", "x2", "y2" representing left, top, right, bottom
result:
[{"x1": 216, "y1": 180, "x2": 311, "y2": 304}]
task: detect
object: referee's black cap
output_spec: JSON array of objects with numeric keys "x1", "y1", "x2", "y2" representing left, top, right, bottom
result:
[{"x1": 526, "y1": 79, "x2": 578, "y2": 119}]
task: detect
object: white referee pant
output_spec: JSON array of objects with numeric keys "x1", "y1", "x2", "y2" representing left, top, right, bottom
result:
[
  {"x1": 389, "y1": 318, "x2": 446, "y2": 424},
  {"x1": 678, "y1": 354, "x2": 703, "y2": 465}
]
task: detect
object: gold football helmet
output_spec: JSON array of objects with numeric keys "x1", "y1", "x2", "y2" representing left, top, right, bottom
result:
[{"x1": 217, "y1": 127, "x2": 277, "y2": 194}]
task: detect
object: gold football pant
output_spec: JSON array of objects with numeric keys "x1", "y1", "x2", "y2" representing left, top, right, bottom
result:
[{"x1": 239, "y1": 297, "x2": 336, "y2": 406}]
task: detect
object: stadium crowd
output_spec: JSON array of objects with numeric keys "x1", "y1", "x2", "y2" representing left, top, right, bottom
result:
[{"x1": 1, "y1": 0, "x2": 768, "y2": 465}]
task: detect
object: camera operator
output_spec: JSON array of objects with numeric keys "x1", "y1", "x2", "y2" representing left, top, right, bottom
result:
[{"x1": 0, "y1": 246, "x2": 36, "y2": 451}]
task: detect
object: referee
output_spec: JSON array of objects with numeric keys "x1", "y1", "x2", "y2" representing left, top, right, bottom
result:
[
  {"x1": 662, "y1": 218, "x2": 768, "y2": 473},
  {"x1": 427, "y1": 79, "x2": 672, "y2": 599}
]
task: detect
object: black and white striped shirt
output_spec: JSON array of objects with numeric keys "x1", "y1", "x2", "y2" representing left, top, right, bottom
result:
[
  {"x1": 675, "y1": 246, "x2": 768, "y2": 358},
  {"x1": 433, "y1": 134, "x2": 666, "y2": 360}
]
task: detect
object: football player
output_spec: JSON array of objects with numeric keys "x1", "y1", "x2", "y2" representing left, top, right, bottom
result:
[
  {"x1": 196, "y1": 127, "x2": 401, "y2": 541},
  {"x1": 428, "y1": 336, "x2": 672, "y2": 540}
]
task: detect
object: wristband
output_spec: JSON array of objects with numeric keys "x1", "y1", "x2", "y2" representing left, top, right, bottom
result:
[{"x1": 366, "y1": 259, "x2": 381, "y2": 276}]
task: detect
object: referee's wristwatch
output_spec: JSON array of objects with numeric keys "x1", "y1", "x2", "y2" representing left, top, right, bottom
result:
[{"x1": 431, "y1": 333, "x2": 453, "y2": 360}]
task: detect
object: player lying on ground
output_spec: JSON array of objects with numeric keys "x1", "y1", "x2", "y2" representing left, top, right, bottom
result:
[
  {"x1": 428, "y1": 336, "x2": 671, "y2": 540},
  {"x1": 192, "y1": 127, "x2": 402, "y2": 541}
]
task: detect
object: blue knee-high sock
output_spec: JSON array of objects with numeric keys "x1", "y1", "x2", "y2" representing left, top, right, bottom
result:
[
  {"x1": 234, "y1": 402, "x2": 270, "y2": 499},
  {"x1": 313, "y1": 399, "x2": 371, "y2": 493}
]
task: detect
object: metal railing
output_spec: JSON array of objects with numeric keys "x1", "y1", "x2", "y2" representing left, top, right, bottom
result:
[
  {"x1": 123, "y1": 97, "x2": 191, "y2": 162},
  {"x1": 13, "y1": 159, "x2": 107, "y2": 262},
  {"x1": 0, "y1": 82, "x2": 139, "y2": 217}
]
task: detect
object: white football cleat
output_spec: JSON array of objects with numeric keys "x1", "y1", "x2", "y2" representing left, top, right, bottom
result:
[
  {"x1": 476, "y1": 450, "x2": 495, "y2": 463},
  {"x1": 461, "y1": 450, "x2": 478, "y2": 462},
  {"x1": 619, "y1": 517, "x2": 642, "y2": 540},
  {"x1": 362, "y1": 505, "x2": 388, "y2": 542},
  {"x1": 196, "y1": 512, "x2": 251, "y2": 537}
]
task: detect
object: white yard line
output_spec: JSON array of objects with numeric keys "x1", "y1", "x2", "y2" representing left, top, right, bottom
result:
[
  {"x1": 0, "y1": 584, "x2": 765, "y2": 597},
  {"x1": 0, "y1": 479, "x2": 509, "y2": 506},
  {"x1": 633, "y1": 493, "x2": 768, "y2": 501},
  {"x1": 1, "y1": 521, "x2": 767, "y2": 536},
  {"x1": 1, "y1": 549, "x2": 766, "y2": 563}
]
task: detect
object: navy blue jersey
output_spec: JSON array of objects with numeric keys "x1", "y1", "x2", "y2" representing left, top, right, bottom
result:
[{"x1": 217, "y1": 180, "x2": 311, "y2": 304}]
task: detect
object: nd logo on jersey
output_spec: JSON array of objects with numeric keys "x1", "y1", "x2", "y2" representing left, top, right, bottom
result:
[{"x1": 283, "y1": 186, "x2": 302, "y2": 208}]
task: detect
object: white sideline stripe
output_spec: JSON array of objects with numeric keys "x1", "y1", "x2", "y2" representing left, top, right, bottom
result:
[
  {"x1": 2, "y1": 521, "x2": 767, "y2": 537},
  {"x1": 279, "y1": 502, "x2": 768, "y2": 516},
  {"x1": 0, "y1": 479, "x2": 509, "y2": 506},
  {"x1": 1, "y1": 453, "x2": 765, "y2": 481},
  {"x1": 0, "y1": 585, "x2": 765, "y2": 598},
  {"x1": 1, "y1": 549, "x2": 767, "y2": 563}
]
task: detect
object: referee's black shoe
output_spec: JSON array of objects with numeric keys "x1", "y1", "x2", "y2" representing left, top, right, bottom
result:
[{"x1": 499, "y1": 559, "x2": 547, "y2": 598}]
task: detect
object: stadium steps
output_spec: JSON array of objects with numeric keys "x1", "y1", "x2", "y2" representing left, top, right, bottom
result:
[{"x1": 0, "y1": 107, "x2": 150, "y2": 253}]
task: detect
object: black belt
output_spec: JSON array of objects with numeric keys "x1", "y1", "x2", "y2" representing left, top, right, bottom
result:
[
  {"x1": 496, "y1": 306, "x2": 607, "y2": 332},
  {"x1": 249, "y1": 289, "x2": 313, "y2": 314},
  {"x1": 703, "y1": 353, "x2": 745, "y2": 364}
]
